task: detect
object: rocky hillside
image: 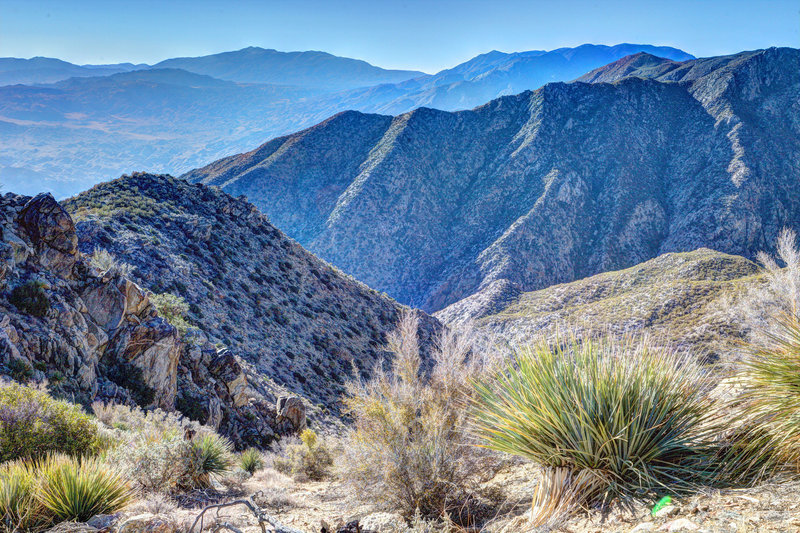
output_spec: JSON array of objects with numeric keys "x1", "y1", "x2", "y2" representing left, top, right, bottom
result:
[
  {"x1": 0, "y1": 190, "x2": 297, "y2": 448},
  {"x1": 65, "y1": 173, "x2": 440, "y2": 418},
  {"x1": 436, "y1": 249, "x2": 762, "y2": 360},
  {"x1": 185, "y1": 47, "x2": 800, "y2": 312}
]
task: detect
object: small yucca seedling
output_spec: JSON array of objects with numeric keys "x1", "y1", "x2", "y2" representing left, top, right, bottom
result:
[
  {"x1": 239, "y1": 448, "x2": 265, "y2": 475},
  {"x1": 470, "y1": 335, "x2": 721, "y2": 526},
  {"x1": 182, "y1": 434, "x2": 234, "y2": 488},
  {"x1": 0, "y1": 459, "x2": 47, "y2": 532},
  {"x1": 36, "y1": 454, "x2": 133, "y2": 522}
]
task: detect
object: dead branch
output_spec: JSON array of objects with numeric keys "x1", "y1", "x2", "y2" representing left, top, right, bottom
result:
[{"x1": 189, "y1": 498, "x2": 305, "y2": 533}]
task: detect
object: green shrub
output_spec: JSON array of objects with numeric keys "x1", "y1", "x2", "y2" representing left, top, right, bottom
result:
[
  {"x1": 36, "y1": 454, "x2": 133, "y2": 522},
  {"x1": 471, "y1": 335, "x2": 721, "y2": 527},
  {"x1": 179, "y1": 434, "x2": 234, "y2": 489},
  {"x1": 149, "y1": 293, "x2": 190, "y2": 336},
  {"x1": 0, "y1": 382, "x2": 100, "y2": 462},
  {"x1": 7, "y1": 359, "x2": 33, "y2": 383},
  {"x1": 0, "y1": 460, "x2": 46, "y2": 533},
  {"x1": 273, "y1": 429, "x2": 332, "y2": 482},
  {"x1": 239, "y1": 448, "x2": 265, "y2": 475},
  {"x1": 9, "y1": 282, "x2": 49, "y2": 318}
]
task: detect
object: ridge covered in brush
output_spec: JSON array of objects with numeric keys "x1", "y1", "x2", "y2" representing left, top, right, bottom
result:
[
  {"x1": 65, "y1": 173, "x2": 440, "y2": 413},
  {"x1": 185, "y1": 47, "x2": 800, "y2": 312},
  {"x1": 436, "y1": 248, "x2": 761, "y2": 359}
]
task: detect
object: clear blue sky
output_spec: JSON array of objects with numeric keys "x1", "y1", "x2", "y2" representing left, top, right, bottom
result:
[{"x1": 1, "y1": 0, "x2": 798, "y2": 73}]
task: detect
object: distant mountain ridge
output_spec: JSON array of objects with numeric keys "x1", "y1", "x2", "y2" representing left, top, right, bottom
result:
[
  {"x1": 0, "y1": 43, "x2": 693, "y2": 196},
  {"x1": 185, "y1": 47, "x2": 800, "y2": 312}
]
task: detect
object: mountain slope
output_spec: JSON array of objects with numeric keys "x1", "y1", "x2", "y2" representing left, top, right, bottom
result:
[
  {"x1": 0, "y1": 43, "x2": 692, "y2": 197},
  {"x1": 64, "y1": 173, "x2": 440, "y2": 413},
  {"x1": 185, "y1": 47, "x2": 800, "y2": 312},
  {"x1": 435, "y1": 249, "x2": 761, "y2": 359},
  {"x1": 153, "y1": 46, "x2": 424, "y2": 90}
]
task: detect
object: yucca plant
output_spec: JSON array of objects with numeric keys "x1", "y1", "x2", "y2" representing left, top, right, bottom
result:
[
  {"x1": 0, "y1": 460, "x2": 47, "y2": 533},
  {"x1": 239, "y1": 448, "x2": 265, "y2": 475},
  {"x1": 181, "y1": 434, "x2": 234, "y2": 488},
  {"x1": 36, "y1": 454, "x2": 132, "y2": 522},
  {"x1": 470, "y1": 335, "x2": 721, "y2": 526},
  {"x1": 724, "y1": 314, "x2": 800, "y2": 479}
]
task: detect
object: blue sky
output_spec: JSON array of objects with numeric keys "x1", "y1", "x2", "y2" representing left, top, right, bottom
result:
[{"x1": 1, "y1": 0, "x2": 798, "y2": 73}]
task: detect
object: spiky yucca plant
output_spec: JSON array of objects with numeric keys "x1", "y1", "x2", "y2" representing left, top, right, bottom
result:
[
  {"x1": 239, "y1": 448, "x2": 265, "y2": 475},
  {"x1": 181, "y1": 434, "x2": 234, "y2": 488},
  {"x1": 727, "y1": 315, "x2": 800, "y2": 478},
  {"x1": 36, "y1": 454, "x2": 132, "y2": 522},
  {"x1": 0, "y1": 460, "x2": 46, "y2": 532},
  {"x1": 471, "y1": 335, "x2": 721, "y2": 526}
]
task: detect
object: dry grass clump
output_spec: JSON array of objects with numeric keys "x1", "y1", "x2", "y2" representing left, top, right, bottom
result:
[
  {"x1": 90, "y1": 248, "x2": 134, "y2": 278},
  {"x1": 239, "y1": 448, "x2": 265, "y2": 475},
  {"x1": 471, "y1": 335, "x2": 722, "y2": 527},
  {"x1": 340, "y1": 312, "x2": 501, "y2": 525}
]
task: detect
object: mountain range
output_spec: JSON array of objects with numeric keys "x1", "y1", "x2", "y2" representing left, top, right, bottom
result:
[
  {"x1": 0, "y1": 43, "x2": 692, "y2": 197},
  {"x1": 186, "y1": 47, "x2": 800, "y2": 312}
]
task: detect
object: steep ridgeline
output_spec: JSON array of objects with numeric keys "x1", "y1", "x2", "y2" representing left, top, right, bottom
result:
[
  {"x1": 436, "y1": 249, "x2": 762, "y2": 360},
  {"x1": 65, "y1": 173, "x2": 440, "y2": 421},
  {"x1": 0, "y1": 191, "x2": 292, "y2": 448},
  {"x1": 185, "y1": 47, "x2": 800, "y2": 312}
]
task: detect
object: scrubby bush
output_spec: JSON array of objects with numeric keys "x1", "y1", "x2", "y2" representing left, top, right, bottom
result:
[
  {"x1": 36, "y1": 454, "x2": 133, "y2": 522},
  {"x1": 90, "y1": 248, "x2": 133, "y2": 278},
  {"x1": 9, "y1": 281, "x2": 49, "y2": 318},
  {"x1": 239, "y1": 448, "x2": 265, "y2": 475},
  {"x1": 149, "y1": 292, "x2": 190, "y2": 336},
  {"x1": 470, "y1": 335, "x2": 721, "y2": 527},
  {"x1": 340, "y1": 313, "x2": 500, "y2": 523},
  {"x1": 0, "y1": 382, "x2": 100, "y2": 462},
  {"x1": 273, "y1": 429, "x2": 332, "y2": 481}
]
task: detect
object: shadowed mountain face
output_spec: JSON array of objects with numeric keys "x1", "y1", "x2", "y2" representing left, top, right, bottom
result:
[
  {"x1": 0, "y1": 43, "x2": 691, "y2": 197},
  {"x1": 186, "y1": 47, "x2": 800, "y2": 312}
]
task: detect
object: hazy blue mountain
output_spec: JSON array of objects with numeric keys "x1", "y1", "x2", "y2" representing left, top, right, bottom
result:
[
  {"x1": 1, "y1": 43, "x2": 694, "y2": 196},
  {"x1": 0, "y1": 57, "x2": 145, "y2": 86},
  {"x1": 153, "y1": 46, "x2": 425, "y2": 90},
  {"x1": 186, "y1": 47, "x2": 799, "y2": 311}
]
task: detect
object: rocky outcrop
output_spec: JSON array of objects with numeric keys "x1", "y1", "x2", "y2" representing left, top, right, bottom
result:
[
  {"x1": 0, "y1": 191, "x2": 289, "y2": 447},
  {"x1": 0, "y1": 193, "x2": 180, "y2": 410},
  {"x1": 184, "y1": 47, "x2": 799, "y2": 313}
]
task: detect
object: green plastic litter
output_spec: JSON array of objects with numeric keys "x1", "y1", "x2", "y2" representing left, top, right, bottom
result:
[{"x1": 652, "y1": 495, "x2": 672, "y2": 516}]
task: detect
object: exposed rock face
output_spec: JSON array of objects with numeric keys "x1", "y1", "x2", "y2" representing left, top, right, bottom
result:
[
  {"x1": 65, "y1": 173, "x2": 441, "y2": 428},
  {"x1": 276, "y1": 396, "x2": 307, "y2": 432},
  {"x1": 185, "y1": 47, "x2": 799, "y2": 313},
  {"x1": 0, "y1": 192, "x2": 180, "y2": 410}
]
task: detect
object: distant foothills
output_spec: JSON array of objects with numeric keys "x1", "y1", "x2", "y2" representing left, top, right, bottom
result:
[{"x1": 0, "y1": 43, "x2": 693, "y2": 196}]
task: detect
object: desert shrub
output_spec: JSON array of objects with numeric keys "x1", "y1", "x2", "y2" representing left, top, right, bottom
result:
[
  {"x1": 471, "y1": 335, "x2": 721, "y2": 527},
  {"x1": 7, "y1": 359, "x2": 33, "y2": 383},
  {"x1": 149, "y1": 292, "x2": 190, "y2": 336},
  {"x1": 340, "y1": 313, "x2": 500, "y2": 524},
  {"x1": 90, "y1": 248, "x2": 133, "y2": 278},
  {"x1": 273, "y1": 429, "x2": 332, "y2": 481},
  {"x1": 0, "y1": 382, "x2": 100, "y2": 462},
  {"x1": 36, "y1": 454, "x2": 133, "y2": 522},
  {"x1": 239, "y1": 448, "x2": 265, "y2": 475},
  {"x1": 9, "y1": 281, "x2": 49, "y2": 318},
  {"x1": 0, "y1": 460, "x2": 47, "y2": 533}
]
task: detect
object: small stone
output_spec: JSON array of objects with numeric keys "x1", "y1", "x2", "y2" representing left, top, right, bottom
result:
[
  {"x1": 631, "y1": 523, "x2": 655, "y2": 532},
  {"x1": 659, "y1": 518, "x2": 699, "y2": 532},
  {"x1": 655, "y1": 505, "x2": 677, "y2": 518}
]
